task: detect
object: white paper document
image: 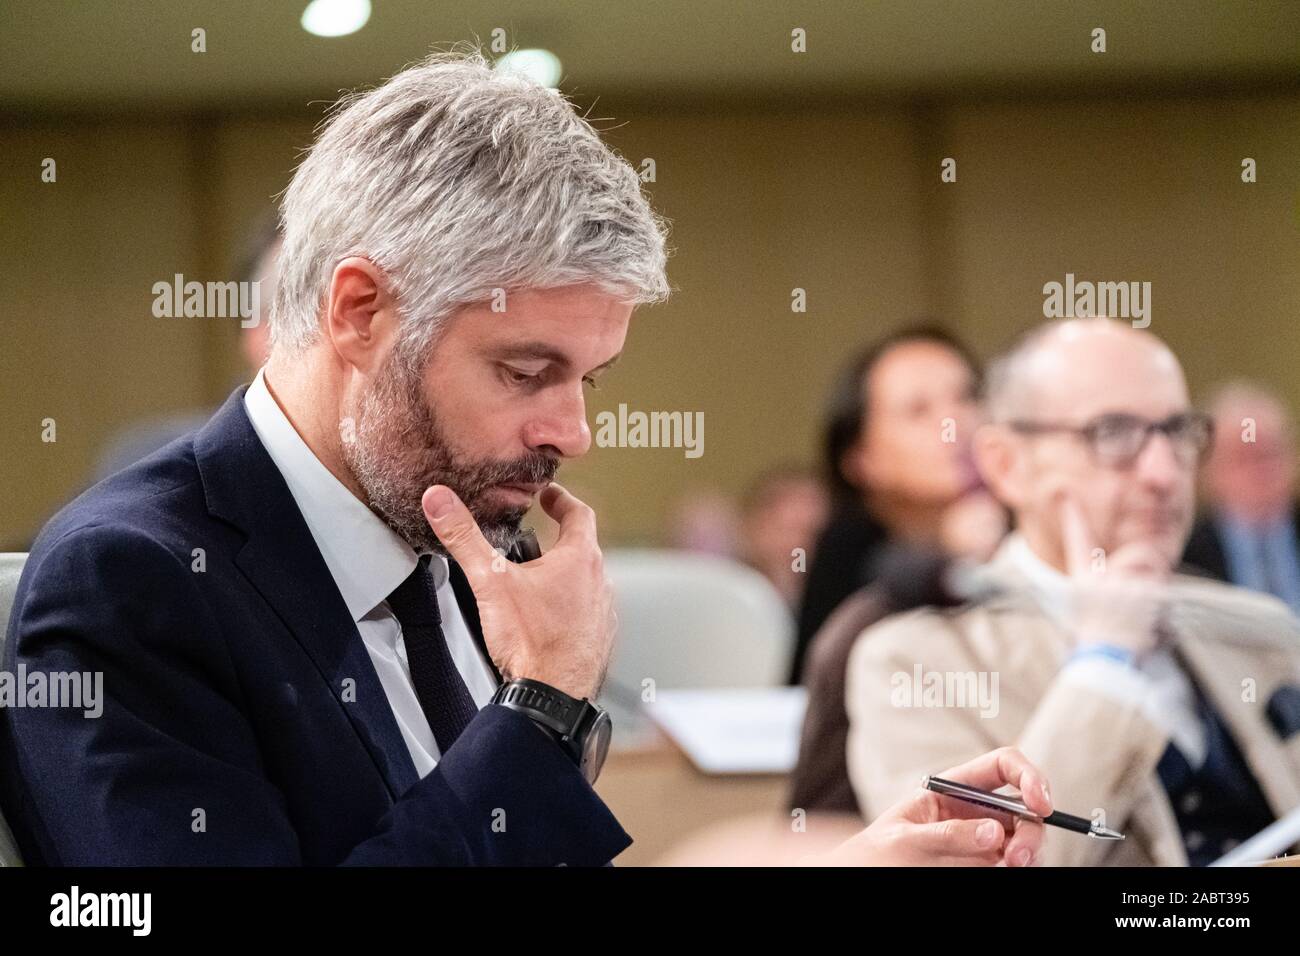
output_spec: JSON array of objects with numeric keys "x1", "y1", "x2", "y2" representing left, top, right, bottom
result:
[{"x1": 645, "y1": 686, "x2": 807, "y2": 774}]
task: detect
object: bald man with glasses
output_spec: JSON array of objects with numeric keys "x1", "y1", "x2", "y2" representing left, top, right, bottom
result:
[{"x1": 844, "y1": 318, "x2": 1300, "y2": 866}]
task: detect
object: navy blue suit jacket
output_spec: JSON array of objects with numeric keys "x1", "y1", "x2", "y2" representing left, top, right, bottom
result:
[{"x1": 0, "y1": 387, "x2": 632, "y2": 865}]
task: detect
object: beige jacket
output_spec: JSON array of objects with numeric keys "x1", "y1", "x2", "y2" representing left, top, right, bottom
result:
[{"x1": 845, "y1": 540, "x2": 1300, "y2": 866}]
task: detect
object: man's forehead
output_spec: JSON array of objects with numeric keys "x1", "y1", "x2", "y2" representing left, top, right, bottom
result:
[
  {"x1": 1033, "y1": 377, "x2": 1191, "y2": 422},
  {"x1": 447, "y1": 289, "x2": 631, "y2": 364},
  {"x1": 1025, "y1": 332, "x2": 1188, "y2": 419}
]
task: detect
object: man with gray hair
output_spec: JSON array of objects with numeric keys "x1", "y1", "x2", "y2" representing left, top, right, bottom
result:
[
  {"x1": 1, "y1": 51, "x2": 1054, "y2": 867},
  {"x1": 846, "y1": 318, "x2": 1300, "y2": 866},
  {"x1": 1, "y1": 50, "x2": 668, "y2": 866},
  {"x1": 1184, "y1": 381, "x2": 1300, "y2": 614}
]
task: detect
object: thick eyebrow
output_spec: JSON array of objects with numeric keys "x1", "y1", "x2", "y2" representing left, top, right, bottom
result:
[{"x1": 489, "y1": 341, "x2": 622, "y2": 375}]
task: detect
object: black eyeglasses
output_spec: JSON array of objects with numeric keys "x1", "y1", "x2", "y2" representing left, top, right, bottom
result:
[{"x1": 1006, "y1": 412, "x2": 1214, "y2": 467}]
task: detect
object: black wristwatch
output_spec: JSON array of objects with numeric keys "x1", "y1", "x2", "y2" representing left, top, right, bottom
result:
[{"x1": 491, "y1": 678, "x2": 612, "y2": 785}]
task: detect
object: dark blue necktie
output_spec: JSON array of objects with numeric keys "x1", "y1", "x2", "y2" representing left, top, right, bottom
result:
[{"x1": 385, "y1": 555, "x2": 478, "y2": 753}]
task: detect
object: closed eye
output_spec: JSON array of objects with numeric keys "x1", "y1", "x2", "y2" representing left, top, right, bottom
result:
[
  {"x1": 500, "y1": 364, "x2": 603, "y2": 391},
  {"x1": 501, "y1": 365, "x2": 543, "y2": 388}
]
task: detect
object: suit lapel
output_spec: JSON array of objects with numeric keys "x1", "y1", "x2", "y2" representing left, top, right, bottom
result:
[
  {"x1": 193, "y1": 387, "x2": 419, "y2": 800},
  {"x1": 1173, "y1": 624, "x2": 1300, "y2": 819}
]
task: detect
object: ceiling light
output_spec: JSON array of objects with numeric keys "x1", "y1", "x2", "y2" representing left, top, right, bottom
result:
[
  {"x1": 493, "y1": 49, "x2": 563, "y2": 89},
  {"x1": 301, "y1": 0, "x2": 371, "y2": 38}
]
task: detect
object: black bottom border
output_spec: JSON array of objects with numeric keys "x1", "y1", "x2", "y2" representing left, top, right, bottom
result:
[{"x1": 0, "y1": 863, "x2": 1289, "y2": 939}]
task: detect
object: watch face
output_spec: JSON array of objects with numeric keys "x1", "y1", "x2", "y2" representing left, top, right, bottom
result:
[{"x1": 581, "y1": 710, "x2": 612, "y2": 784}]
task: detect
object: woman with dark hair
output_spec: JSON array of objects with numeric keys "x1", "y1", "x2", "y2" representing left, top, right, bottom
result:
[{"x1": 788, "y1": 326, "x2": 1001, "y2": 684}]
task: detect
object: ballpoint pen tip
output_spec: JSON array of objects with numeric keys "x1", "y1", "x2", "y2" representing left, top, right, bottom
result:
[{"x1": 1089, "y1": 826, "x2": 1126, "y2": 840}]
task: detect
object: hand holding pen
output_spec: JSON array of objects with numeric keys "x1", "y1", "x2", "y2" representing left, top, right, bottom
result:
[
  {"x1": 924, "y1": 774, "x2": 1125, "y2": 842},
  {"x1": 823, "y1": 747, "x2": 1052, "y2": 866}
]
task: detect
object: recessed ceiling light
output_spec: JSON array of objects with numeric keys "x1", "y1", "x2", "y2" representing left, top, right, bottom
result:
[
  {"x1": 301, "y1": 0, "x2": 371, "y2": 38},
  {"x1": 493, "y1": 49, "x2": 563, "y2": 89}
]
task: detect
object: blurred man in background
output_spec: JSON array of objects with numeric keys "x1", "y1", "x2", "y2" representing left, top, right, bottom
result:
[
  {"x1": 1183, "y1": 381, "x2": 1300, "y2": 615},
  {"x1": 846, "y1": 318, "x2": 1300, "y2": 866},
  {"x1": 92, "y1": 217, "x2": 282, "y2": 481},
  {"x1": 739, "y1": 465, "x2": 829, "y2": 609},
  {"x1": 664, "y1": 487, "x2": 741, "y2": 557}
]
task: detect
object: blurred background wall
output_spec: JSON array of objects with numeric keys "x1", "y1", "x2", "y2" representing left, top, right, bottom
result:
[{"x1": 3, "y1": 0, "x2": 1298, "y2": 549}]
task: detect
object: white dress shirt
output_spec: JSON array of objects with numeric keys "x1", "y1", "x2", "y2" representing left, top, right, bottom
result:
[
  {"x1": 243, "y1": 367, "x2": 498, "y2": 779},
  {"x1": 1001, "y1": 534, "x2": 1207, "y2": 768}
]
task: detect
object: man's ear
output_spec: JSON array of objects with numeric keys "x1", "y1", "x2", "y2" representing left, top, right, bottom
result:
[
  {"x1": 972, "y1": 423, "x2": 1023, "y2": 509},
  {"x1": 324, "y1": 256, "x2": 400, "y2": 374}
]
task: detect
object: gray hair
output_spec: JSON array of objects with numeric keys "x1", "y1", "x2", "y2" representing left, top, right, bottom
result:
[
  {"x1": 272, "y1": 46, "x2": 672, "y2": 364},
  {"x1": 1203, "y1": 379, "x2": 1289, "y2": 418}
]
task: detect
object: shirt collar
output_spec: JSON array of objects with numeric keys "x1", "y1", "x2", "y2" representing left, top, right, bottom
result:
[
  {"x1": 992, "y1": 532, "x2": 1072, "y2": 626},
  {"x1": 242, "y1": 366, "x2": 449, "y2": 622}
]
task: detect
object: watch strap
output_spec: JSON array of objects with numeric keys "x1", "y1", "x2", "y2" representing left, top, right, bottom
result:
[{"x1": 493, "y1": 678, "x2": 584, "y2": 737}]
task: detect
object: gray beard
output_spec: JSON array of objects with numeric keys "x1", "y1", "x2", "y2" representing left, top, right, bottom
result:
[{"x1": 341, "y1": 358, "x2": 557, "y2": 556}]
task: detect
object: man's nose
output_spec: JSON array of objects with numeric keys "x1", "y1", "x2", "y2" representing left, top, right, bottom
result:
[
  {"x1": 524, "y1": 387, "x2": 592, "y2": 459},
  {"x1": 1134, "y1": 430, "x2": 1185, "y2": 488}
]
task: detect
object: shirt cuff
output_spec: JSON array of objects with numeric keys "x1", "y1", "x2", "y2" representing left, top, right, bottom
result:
[
  {"x1": 1066, "y1": 643, "x2": 1137, "y2": 668},
  {"x1": 1058, "y1": 647, "x2": 1174, "y2": 736}
]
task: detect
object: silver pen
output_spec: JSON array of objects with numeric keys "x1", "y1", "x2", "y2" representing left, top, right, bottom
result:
[{"x1": 923, "y1": 775, "x2": 1125, "y2": 840}]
